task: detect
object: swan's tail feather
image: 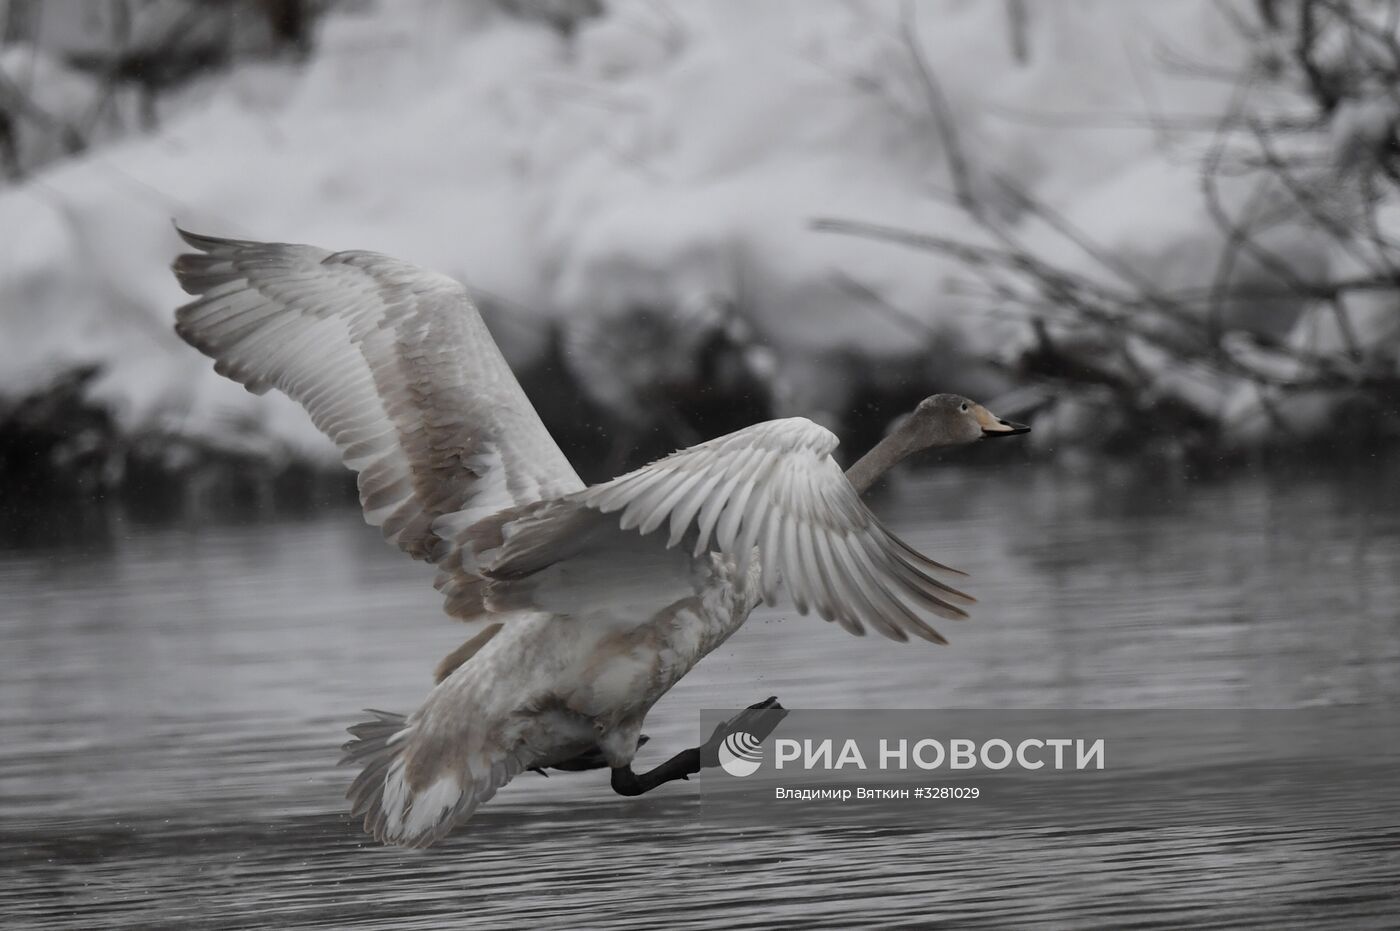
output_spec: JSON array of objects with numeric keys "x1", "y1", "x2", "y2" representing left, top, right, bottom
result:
[{"x1": 341, "y1": 708, "x2": 523, "y2": 848}]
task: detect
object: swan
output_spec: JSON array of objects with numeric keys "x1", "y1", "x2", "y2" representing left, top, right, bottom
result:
[{"x1": 170, "y1": 228, "x2": 1029, "y2": 848}]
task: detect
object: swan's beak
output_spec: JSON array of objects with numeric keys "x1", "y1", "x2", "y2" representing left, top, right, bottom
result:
[{"x1": 975, "y1": 406, "x2": 1030, "y2": 438}]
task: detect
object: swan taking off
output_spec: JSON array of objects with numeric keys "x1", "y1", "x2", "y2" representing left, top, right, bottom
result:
[{"x1": 170, "y1": 228, "x2": 1029, "y2": 848}]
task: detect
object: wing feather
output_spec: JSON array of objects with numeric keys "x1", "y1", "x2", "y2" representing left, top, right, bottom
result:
[
  {"x1": 669, "y1": 468, "x2": 726, "y2": 549},
  {"x1": 693, "y1": 446, "x2": 757, "y2": 554},
  {"x1": 173, "y1": 229, "x2": 583, "y2": 620},
  {"x1": 575, "y1": 417, "x2": 973, "y2": 643}
]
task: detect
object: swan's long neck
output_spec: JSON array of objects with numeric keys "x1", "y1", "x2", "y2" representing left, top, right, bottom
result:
[{"x1": 844, "y1": 424, "x2": 920, "y2": 495}]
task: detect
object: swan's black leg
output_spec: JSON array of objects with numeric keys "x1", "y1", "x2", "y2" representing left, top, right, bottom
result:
[
  {"x1": 611, "y1": 746, "x2": 702, "y2": 796},
  {"x1": 610, "y1": 696, "x2": 787, "y2": 797}
]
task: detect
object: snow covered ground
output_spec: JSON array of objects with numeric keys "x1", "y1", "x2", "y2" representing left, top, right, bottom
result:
[{"x1": 1, "y1": 0, "x2": 1395, "y2": 482}]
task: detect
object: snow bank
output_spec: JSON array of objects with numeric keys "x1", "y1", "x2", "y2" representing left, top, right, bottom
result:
[
  {"x1": 538, "y1": 0, "x2": 1270, "y2": 422},
  {"x1": 1, "y1": 4, "x2": 563, "y2": 465},
  {"x1": 1222, "y1": 205, "x2": 1400, "y2": 449},
  {"x1": 1, "y1": 0, "x2": 1390, "y2": 475}
]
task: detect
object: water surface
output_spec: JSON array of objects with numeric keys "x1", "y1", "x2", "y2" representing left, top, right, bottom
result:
[{"x1": 2, "y1": 458, "x2": 1398, "y2": 928}]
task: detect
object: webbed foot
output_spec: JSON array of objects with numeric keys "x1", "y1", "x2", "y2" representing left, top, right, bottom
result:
[{"x1": 699, "y1": 696, "x2": 787, "y2": 768}]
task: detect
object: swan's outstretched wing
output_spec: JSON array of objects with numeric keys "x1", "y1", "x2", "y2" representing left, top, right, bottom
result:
[
  {"x1": 494, "y1": 417, "x2": 976, "y2": 643},
  {"x1": 172, "y1": 229, "x2": 583, "y2": 611}
]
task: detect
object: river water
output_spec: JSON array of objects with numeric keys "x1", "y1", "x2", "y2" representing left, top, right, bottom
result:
[{"x1": 2, "y1": 457, "x2": 1398, "y2": 928}]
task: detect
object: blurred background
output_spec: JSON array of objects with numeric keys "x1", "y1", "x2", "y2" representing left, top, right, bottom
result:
[{"x1": 2, "y1": 1, "x2": 1398, "y2": 927}]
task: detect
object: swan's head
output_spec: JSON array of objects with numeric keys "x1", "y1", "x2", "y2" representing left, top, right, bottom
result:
[{"x1": 907, "y1": 393, "x2": 1030, "y2": 448}]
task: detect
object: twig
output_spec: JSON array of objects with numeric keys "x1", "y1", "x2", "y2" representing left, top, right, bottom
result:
[{"x1": 900, "y1": 0, "x2": 979, "y2": 218}]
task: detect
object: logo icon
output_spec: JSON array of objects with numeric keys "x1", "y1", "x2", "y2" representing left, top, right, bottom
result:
[{"x1": 718, "y1": 731, "x2": 764, "y2": 777}]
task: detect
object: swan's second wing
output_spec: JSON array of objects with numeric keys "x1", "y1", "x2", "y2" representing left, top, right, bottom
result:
[
  {"x1": 173, "y1": 229, "x2": 583, "y2": 617},
  {"x1": 497, "y1": 417, "x2": 975, "y2": 643}
]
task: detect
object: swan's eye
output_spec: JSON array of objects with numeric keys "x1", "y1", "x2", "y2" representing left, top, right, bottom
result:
[{"x1": 959, "y1": 403, "x2": 969, "y2": 413}]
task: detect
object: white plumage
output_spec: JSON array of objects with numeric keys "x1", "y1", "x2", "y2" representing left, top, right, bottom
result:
[
  {"x1": 173, "y1": 228, "x2": 582, "y2": 617},
  {"x1": 172, "y1": 228, "x2": 1019, "y2": 848},
  {"x1": 573, "y1": 418, "x2": 973, "y2": 640}
]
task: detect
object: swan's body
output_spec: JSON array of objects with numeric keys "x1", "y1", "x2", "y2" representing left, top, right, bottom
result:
[{"x1": 172, "y1": 229, "x2": 1027, "y2": 848}]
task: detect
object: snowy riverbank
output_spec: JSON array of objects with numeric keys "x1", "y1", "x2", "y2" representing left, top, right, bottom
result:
[{"x1": 3, "y1": 0, "x2": 1398, "y2": 500}]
